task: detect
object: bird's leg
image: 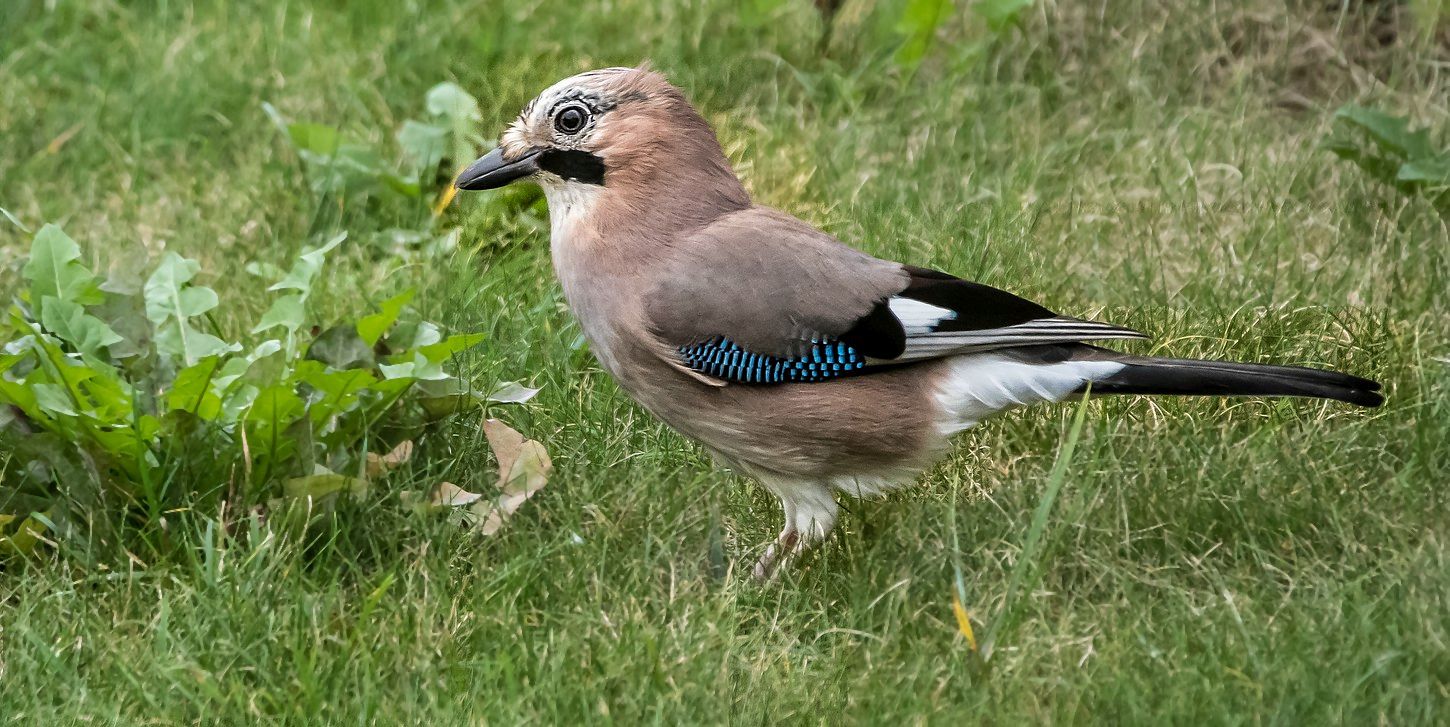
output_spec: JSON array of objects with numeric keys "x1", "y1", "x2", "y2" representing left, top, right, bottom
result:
[
  {"x1": 753, "y1": 525, "x2": 800, "y2": 582},
  {"x1": 753, "y1": 481, "x2": 839, "y2": 581}
]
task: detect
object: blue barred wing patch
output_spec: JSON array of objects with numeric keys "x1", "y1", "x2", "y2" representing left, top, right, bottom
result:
[{"x1": 678, "y1": 337, "x2": 867, "y2": 384}]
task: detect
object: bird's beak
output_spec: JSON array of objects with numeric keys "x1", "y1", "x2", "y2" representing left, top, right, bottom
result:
[{"x1": 455, "y1": 147, "x2": 542, "y2": 190}]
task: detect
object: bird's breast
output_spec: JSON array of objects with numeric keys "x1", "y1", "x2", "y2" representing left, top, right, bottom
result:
[{"x1": 548, "y1": 221, "x2": 664, "y2": 392}]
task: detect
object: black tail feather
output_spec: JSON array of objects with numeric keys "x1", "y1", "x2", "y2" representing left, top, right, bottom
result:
[{"x1": 1083, "y1": 354, "x2": 1384, "y2": 408}]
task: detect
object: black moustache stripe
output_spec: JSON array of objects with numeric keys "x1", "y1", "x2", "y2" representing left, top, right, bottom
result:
[{"x1": 538, "y1": 149, "x2": 605, "y2": 185}]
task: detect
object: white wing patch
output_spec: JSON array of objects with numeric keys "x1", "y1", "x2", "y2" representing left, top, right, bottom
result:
[
  {"x1": 887, "y1": 297, "x2": 957, "y2": 334},
  {"x1": 933, "y1": 353, "x2": 1126, "y2": 435}
]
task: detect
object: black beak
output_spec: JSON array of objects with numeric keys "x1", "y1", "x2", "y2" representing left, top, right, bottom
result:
[{"x1": 455, "y1": 147, "x2": 541, "y2": 190}]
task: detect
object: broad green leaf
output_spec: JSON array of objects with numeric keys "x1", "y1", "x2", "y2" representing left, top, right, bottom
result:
[
  {"x1": 417, "y1": 333, "x2": 485, "y2": 363},
  {"x1": 1327, "y1": 104, "x2": 1449, "y2": 208},
  {"x1": 301, "y1": 367, "x2": 376, "y2": 419},
  {"x1": 166, "y1": 356, "x2": 224, "y2": 418},
  {"x1": 973, "y1": 0, "x2": 1033, "y2": 31},
  {"x1": 246, "y1": 384, "x2": 305, "y2": 426},
  {"x1": 1398, "y1": 156, "x2": 1450, "y2": 185},
  {"x1": 92, "y1": 292, "x2": 151, "y2": 360},
  {"x1": 26, "y1": 333, "x2": 116, "y2": 421},
  {"x1": 244, "y1": 260, "x2": 286, "y2": 280},
  {"x1": 0, "y1": 513, "x2": 49, "y2": 556},
  {"x1": 397, "y1": 120, "x2": 447, "y2": 174},
  {"x1": 267, "y1": 232, "x2": 347, "y2": 296},
  {"x1": 403, "y1": 320, "x2": 442, "y2": 349},
  {"x1": 367, "y1": 377, "x2": 415, "y2": 397},
  {"x1": 379, "y1": 360, "x2": 418, "y2": 380},
  {"x1": 32, "y1": 383, "x2": 77, "y2": 417},
  {"x1": 425, "y1": 82, "x2": 480, "y2": 124},
  {"x1": 286, "y1": 122, "x2": 341, "y2": 155},
  {"x1": 1334, "y1": 105, "x2": 1434, "y2": 160},
  {"x1": 0, "y1": 352, "x2": 23, "y2": 375},
  {"x1": 380, "y1": 171, "x2": 423, "y2": 199},
  {"x1": 252, "y1": 293, "x2": 305, "y2": 335},
  {"x1": 23, "y1": 224, "x2": 104, "y2": 320},
  {"x1": 283, "y1": 472, "x2": 369, "y2": 501},
  {"x1": 40, "y1": 296, "x2": 122, "y2": 359},
  {"x1": 381, "y1": 352, "x2": 447, "y2": 381},
  {"x1": 416, "y1": 376, "x2": 482, "y2": 419},
  {"x1": 220, "y1": 383, "x2": 260, "y2": 421},
  {"x1": 99, "y1": 254, "x2": 148, "y2": 295},
  {"x1": 143, "y1": 253, "x2": 206, "y2": 321},
  {"x1": 895, "y1": 0, "x2": 955, "y2": 69},
  {"x1": 2, "y1": 214, "x2": 487, "y2": 550},
  {"x1": 306, "y1": 324, "x2": 375, "y2": 370},
  {"x1": 426, "y1": 82, "x2": 482, "y2": 171},
  {"x1": 24, "y1": 330, "x2": 98, "y2": 390},
  {"x1": 153, "y1": 323, "x2": 236, "y2": 367},
  {"x1": 245, "y1": 384, "x2": 306, "y2": 465},
  {"x1": 300, "y1": 144, "x2": 390, "y2": 195},
  {"x1": 89, "y1": 422, "x2": 152, "y2": 463},
  {"x1": 67, "y1": 354, "x2": 131, "y2": 423},
  {"x1": 0, "y1": 378, "x2": 42, "y2": 419},
  {"x1": 213, "y1": 339, "x2": 283, "y2": 392},
  {"x1": 145, "y1": 252, "x2": 237, "y2": 366},
  {"x1": 357, "y1": 289, "x2": 415, "y2": 345}
]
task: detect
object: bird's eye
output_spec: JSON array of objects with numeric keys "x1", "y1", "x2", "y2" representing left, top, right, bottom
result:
[{"x1": 554, "y1": 104, "x2": 589, "y2": 135}]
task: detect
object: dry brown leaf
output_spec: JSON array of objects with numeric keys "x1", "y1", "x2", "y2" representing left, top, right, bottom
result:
[
  {"x1": 431, "y1": 481, "x2": 483, "y2": 507},
  {"x1": 474, "y1": 418, "x2": 552, "y2": 535},
  {"x1": 401, "y1": 481, "x2": 484, "y2": 512},
  {"x1": 365, "y1": 440, "x2": 414, "y2": 478}
]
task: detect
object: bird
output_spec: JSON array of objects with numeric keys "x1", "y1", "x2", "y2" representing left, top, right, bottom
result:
[{"x1": 455, "y1": 66, "x2": 1384, "y2": 579}]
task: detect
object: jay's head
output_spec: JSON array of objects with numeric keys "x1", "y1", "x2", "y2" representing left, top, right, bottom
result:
[{"x1": 455, "y1": 65, "x2": 745, "y2": 209}]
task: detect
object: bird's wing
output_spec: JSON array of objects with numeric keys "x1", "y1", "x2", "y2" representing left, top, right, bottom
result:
[{"x1": 644, "y1": 207, "x2": 1146, "y2": 385}]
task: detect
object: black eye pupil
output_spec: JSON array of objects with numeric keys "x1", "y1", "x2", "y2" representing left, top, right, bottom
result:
[{"x1": 557, "y1": 107, "x2": 586, "y2": 133}]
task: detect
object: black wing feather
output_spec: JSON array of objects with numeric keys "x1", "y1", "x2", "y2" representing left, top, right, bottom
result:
[
  {"x1": 898, "y1": 265, "x2": 1057, "y2": 331},
  {"x1": 837, "y1": 300, "x2": 907, "y2": 359}
]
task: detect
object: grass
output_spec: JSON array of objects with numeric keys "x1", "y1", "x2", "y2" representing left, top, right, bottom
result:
[{"x1": 1, "y1": 0, "x2": 1447, "y2": 722}]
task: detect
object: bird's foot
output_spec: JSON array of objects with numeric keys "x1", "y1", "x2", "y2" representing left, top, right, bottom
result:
[
  {"x1": 752, "y1": 528, "x2": 801, "y2": 581},
  {"x1": 752, "y1": 481, "x2": 839, "y2": 581}
]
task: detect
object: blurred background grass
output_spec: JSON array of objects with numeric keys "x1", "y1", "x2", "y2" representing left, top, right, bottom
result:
[{"x1": 1, "y1": 0, "x2": 1447, "y2": 722}]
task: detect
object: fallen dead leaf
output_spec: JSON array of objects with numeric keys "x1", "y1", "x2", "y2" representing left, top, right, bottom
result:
[
  {"x1": 472, "y1": 418, "x2": 552, "y2": 535},
  {"x1": 365, "y1": 440, "x2": 414, "y2": 478},
  {"x1": 432, "y1": 481, "x2": 484, "y2": 507},
  {"x1": 401, "y1": 481, "x2": 484, "y2": 512}
]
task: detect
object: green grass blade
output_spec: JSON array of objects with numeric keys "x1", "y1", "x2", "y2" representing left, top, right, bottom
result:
[{"x1": 980, "y1": 388, "x2": 1092, "y2": 661}]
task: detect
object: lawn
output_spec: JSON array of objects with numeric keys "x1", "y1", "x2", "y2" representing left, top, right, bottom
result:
[{"x1": 1, "y1": 0, "x2": 1447, "y2": 722}]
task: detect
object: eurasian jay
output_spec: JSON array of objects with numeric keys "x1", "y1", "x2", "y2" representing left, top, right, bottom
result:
[{"x1": 456, "y1": 66, "x2": 1383, "y2": 579}]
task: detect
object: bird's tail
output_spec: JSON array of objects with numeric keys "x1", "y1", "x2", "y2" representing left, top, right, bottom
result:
[{"x1": 1075, "y1": 348, "x2": 1384, "y2": 408}]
